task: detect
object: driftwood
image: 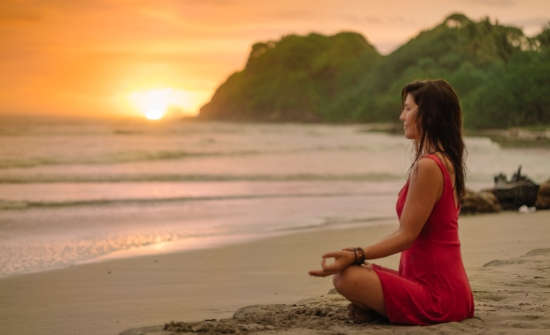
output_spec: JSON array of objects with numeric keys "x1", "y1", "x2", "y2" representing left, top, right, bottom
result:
[{"x1": 484, "y1": 166, "x2": 540, "y2": 210}]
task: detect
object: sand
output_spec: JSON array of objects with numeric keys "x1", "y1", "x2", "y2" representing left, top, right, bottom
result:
[{"x1": 0, "y1": 211, "x2": 549, "y2": 335}]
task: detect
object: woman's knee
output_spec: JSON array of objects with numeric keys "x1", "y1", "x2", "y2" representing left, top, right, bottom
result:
[
  {"x1": 333, "y1": 265, "x2": 369, "y2": 293},
  {"x1": 332, "y1": 265, "x2": 386, "y2": 315}
]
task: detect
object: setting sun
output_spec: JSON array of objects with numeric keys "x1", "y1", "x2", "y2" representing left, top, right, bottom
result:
[
  {"x1": 128, "y1": 88, "x2": 194, "y2": 120},
  {"x1": 144, "y1": 109, "x2": 165, "y2": 120}
]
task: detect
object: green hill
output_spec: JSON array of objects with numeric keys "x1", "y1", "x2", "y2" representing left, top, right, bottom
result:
[
  {"x1": 199, "y1": 32, "x2": 381, "y2": 122},
  {"x1": 198, "y1": 13, "x2": 550, "y2": 128}
]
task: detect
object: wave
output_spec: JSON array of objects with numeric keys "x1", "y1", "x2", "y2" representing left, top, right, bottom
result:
[
  {"x1": 0, "y1": 191, "x2": 393, "y2": 211},
  {"x1": 0, "y1": 172, "x2": 402, "y2": 183},
  {"x1": 0, "y1": 145, "x2": 381, "y2": 169},
  {"x1": 272, "y1": 215, "x2": 395, "y2": 233},
  {"x1": 0, "y1": 150, "x2": 262, "y2": 169}
]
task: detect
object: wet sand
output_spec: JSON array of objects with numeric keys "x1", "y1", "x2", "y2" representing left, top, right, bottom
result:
[{"x1": 1, "y1": 211, "x2": 549, "y2": 335}]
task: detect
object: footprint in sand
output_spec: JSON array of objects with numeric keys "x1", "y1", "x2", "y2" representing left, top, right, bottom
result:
[
  {"x1": 524, "y1": 248, "x2": 550, "y2": 257},
  {"x1": 483, "y1": 259, "x2": 526, "y2": 267}
]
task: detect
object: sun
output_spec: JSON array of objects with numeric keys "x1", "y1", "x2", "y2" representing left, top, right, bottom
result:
[
  {"x1": 144, "y1": 109, "x2": 165, "y2": 120},
  {"x1": 129, "y1": 88, "x2": 192, "y2": 120}
]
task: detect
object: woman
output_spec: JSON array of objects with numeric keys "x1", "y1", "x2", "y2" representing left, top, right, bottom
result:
[{"x1": 309, "y1": 79, "x2": 474, "y2": 325}]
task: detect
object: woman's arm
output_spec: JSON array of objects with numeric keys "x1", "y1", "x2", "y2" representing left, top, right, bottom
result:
[
  {"x1": 309, "y1": 157, "x2": 443, "y2": 277},
  {"x1": 361, "y1": 157, "x2": 443, "y2": 259}
]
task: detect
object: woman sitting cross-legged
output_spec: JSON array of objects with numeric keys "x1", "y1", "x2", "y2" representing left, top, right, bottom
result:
[{"x1": 309, "y1": 79, "x2": 475, "y2": 325}]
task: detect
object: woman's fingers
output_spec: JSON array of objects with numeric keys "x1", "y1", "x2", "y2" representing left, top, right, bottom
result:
[
  {"x1": 308, "y1": 269, "x2": 332, "y2": 277},
  {"x1": 308, "y1": 266, "x2": 338, "y2": 277},
  {"x1": 310, "y1": 250, "x2": 354, "y2": 277},
  {"x1": 321, "y1": 259, "x2": 339, "y2": 272},
  {"x1": 322, "y1": 251, "x2": 343, "y2": 258}
]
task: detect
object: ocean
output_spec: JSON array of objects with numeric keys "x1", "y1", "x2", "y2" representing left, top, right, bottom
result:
[{"x1": 1, "y1": 116, "x2": 549, "y2": 278}]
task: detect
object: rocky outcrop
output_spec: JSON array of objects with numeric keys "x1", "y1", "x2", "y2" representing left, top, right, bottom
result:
[
  {"x1": 536, "y1": 179, "x2": 550, "y2": 209},
  {"x1": 461, "y1": 189, "x2": 501, "y2": 214},
  {"x1": 485, "y1": 166, "x2": 540, "y2": 210}
]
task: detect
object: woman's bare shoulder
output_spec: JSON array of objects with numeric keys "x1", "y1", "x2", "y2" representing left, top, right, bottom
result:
[
  {"x1": 410, "y1": 157, "x2": 442, "y2": 184},
  {"x1": 406, "y1": 157, "x2": 444, "y2": 209}
]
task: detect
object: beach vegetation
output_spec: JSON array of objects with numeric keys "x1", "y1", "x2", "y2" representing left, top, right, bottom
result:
[{"x1": 198, "y1": 13, "x2": 550, "y2": 129}]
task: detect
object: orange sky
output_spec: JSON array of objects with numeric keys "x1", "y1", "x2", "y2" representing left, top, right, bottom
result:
[{"x1": 1, "y1": 0, "x2": 549, "y2": 119}]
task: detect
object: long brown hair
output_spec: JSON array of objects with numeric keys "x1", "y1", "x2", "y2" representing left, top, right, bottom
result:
[{"x1": 401, "y1": 79, "x2": 466, "y2": 200}]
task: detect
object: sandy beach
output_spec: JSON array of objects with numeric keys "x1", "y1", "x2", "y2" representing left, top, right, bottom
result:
[{"x1": 1, "y1": 210, "x2": 549, "y2": 335}]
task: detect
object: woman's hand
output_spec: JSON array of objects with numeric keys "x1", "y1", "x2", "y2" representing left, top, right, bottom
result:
[{"x1": 308, "y1": 250, "x2": 355, "y2": 277}]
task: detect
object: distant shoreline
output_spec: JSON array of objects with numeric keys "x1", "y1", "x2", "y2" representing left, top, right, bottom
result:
[
  {"x1": 2, "y1": 113, "x2": 549, "y2": 149},
  {"x1": 465, "y1": 127, "x2": 550, "y2": 148},
  {"x1": 196, "y1": 119, "x2": 550, "y2": 148}
]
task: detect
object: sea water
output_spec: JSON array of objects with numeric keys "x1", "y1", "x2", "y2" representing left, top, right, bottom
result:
[{"x1": 1, "y1": 116, "x2": 548, "y2": 277}]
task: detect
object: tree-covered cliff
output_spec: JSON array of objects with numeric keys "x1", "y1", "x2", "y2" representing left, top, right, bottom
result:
[
  {"x1": 198, "y1": 13, "x2": 550, "y2": 128},
  {"x1": 199, "y1": 32, "x2": 381, "y2": 122}
]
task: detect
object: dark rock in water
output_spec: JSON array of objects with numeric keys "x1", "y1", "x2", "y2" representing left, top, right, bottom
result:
[
  {"x1": 461, "y1": 189, "x2": 501, "y2": 214},
  {"x1": 484, "y1": 166, "x2": 539, "y2": 210},
  {"x1": 536, "y1": 179, "x2": 550, "y2": 209}
]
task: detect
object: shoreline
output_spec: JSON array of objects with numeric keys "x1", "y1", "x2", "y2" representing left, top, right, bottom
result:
[
  {"x1": 3, "y1": 115, "x2": 548, "y2": 148},
  {"x1": 1, "y1": 210, "x2": 549, "y2": 334},
  {"x1": 1, "y1": 205, "x2": 542, "y2": 281},
  {"x1": 0, "y1": 216, "x2": 397, "y2": 281}
]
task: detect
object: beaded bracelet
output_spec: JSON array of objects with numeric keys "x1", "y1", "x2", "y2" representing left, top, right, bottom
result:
[{"x1": 353, "y1": 247, "x2": 366, "y2": 265}]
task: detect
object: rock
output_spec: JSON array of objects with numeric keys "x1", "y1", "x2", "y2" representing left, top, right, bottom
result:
[
  {"x1": 461, "y1": 189, "x2": 501, "y2": 214},
  {"x1": 488, "y1": 183, "x2": 540, "y2": 210},
  {"x1": 535, "y1": 179, "x2": 550, "y2": 209},
  {"x1": 485, "y1": 166, "x2": 540, "y2": 210}
]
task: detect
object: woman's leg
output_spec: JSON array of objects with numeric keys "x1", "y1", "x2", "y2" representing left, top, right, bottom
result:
[{"x1": 332, "y1": 264, "x2": 386, "y2": 316}]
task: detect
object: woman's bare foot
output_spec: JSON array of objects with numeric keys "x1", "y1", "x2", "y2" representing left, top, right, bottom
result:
[{"x1": 347, "y1": 303, "x2": 379, "y2": 323}]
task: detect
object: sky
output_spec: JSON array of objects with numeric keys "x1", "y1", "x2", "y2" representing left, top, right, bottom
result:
[{"x1": 1, "y1": 0, "x2": 549, "y2": 120}]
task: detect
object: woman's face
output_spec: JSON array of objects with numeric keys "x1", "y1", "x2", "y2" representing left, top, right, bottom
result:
[{"x1": 400, "y1": 93, "x2": 420, "y2": 140}]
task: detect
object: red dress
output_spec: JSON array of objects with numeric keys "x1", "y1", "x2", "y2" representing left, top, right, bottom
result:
[{"x1": 371, "y1": 154, "x2": 474, "y2": 325}]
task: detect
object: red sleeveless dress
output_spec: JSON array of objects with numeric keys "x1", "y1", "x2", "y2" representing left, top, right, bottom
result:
[{"x1": 371, "y1": 154, "x2": 474, "y2": 325}]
